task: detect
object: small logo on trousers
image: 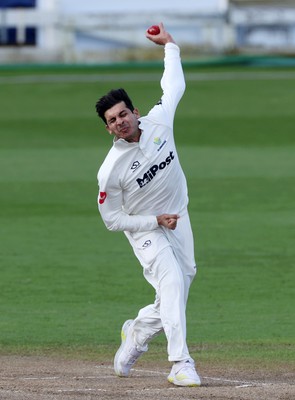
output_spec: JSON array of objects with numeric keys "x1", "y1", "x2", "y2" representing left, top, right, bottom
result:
[{"x1": 142, "y1": 240, "x2": 152, "y2": 248}]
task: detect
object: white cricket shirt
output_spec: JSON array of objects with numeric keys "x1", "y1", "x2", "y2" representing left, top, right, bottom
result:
[{"x1": 97, "y1": 43, "x2": 188, "y2": 233}]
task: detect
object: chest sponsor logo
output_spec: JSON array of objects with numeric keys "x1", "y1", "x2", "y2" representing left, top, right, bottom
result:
[
  {"x1": 98, "y1": 191, "x2": 107, "y2": 204},
  {"x1": 136, "y1": 151, "x2": 174, "y2": 188}
]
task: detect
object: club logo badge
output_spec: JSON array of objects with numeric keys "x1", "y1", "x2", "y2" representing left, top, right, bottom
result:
[{"x1": 153, "y1": 137, "x2": 161, "y2": 145}]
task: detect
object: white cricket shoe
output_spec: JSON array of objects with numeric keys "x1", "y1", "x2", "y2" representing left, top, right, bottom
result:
[
  {"x1": 114, "y1": 319, "x2": 147, "y2": 377},
  {"x1": 168, "y1": 358, "x2": 201, "y2": 387}
]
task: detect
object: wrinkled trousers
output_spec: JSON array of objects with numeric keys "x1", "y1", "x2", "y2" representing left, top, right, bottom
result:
[{"x1": 125, "y1": 211, "x2": 197, "y2": 362}]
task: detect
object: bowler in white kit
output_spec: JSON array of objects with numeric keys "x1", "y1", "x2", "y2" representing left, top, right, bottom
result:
[{"x1": 96, "y1": 23, "x2": 201, "y2": 387}]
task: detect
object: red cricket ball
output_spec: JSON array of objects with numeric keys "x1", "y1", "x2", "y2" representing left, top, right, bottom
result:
[{"x1": 147, "y1": 25, "x2": 160, "y2": 35}]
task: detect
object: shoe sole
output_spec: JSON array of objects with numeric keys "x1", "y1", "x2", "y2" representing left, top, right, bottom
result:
[
  {"x1": 114, "y1": 319, "x2": 133, "y2": 377},
  {"x1": 168, "y1": 376, "x2": 201, "y2": 387}
]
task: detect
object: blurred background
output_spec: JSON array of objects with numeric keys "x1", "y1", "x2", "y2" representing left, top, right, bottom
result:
[
  {"x1": 1, "y1": 0, "x2": 295, "y2": 64},
  {"x1": 0, "y1": 0, "x2": 294, "y2": 364}
]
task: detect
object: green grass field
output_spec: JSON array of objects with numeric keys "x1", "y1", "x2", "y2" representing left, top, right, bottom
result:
[{"x1": 0, "y1": 64, "x2": 294, "y2": 366}]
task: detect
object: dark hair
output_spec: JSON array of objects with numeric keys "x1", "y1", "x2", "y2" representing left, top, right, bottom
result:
[{"x1": 95, "y1": 88, "x2": 135, "y2": 124}]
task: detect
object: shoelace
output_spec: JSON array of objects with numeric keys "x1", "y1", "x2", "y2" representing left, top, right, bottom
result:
[
  {"x1": 175, "y1": 361, "x2": 195, "y2": 375},
  {"x1": 125, "y1": 348, "x2": 143, "y2": 366}
]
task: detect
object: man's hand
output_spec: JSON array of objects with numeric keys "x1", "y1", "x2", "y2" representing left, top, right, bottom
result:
[
  {"x1": 145, "y1": 22, "x2": 175, "y2": 46},
  {"x1": 157, "y1": 214, "x2": 179, "y2": 230}
]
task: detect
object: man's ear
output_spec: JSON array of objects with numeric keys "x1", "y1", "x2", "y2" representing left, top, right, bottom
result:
[
  {"x1": 105, "y1": 125, "x2": 113, "y2": 135},
  {"x1": 133, "y1": 108, "x2": 140, "y2": 118}
]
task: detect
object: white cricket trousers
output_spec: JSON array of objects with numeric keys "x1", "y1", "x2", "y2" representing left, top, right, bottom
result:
[{"x1": 125, "y1": 211, "x2": 197, "y2": 362}]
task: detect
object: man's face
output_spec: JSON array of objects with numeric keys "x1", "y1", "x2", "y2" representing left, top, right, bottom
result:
[{"x1": 105, "y1": 101, "x2": 141, "y2": 142}]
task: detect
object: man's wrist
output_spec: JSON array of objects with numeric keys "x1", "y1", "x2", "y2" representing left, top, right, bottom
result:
[
  {"x1": 164, "y1": 42, "x2": 179, "y2": 50},
  {"x1": 164, "y1": 34, "x2": 175, "y2": 45}
]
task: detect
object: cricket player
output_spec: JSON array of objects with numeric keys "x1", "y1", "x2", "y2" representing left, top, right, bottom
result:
[{"x1": 95, "y1": 23, "x2": 201, "y2": 387}]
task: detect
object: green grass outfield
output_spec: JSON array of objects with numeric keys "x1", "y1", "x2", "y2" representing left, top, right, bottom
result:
[{"x1": 0, "y1": 64, "x2": 294, "y2": 366}]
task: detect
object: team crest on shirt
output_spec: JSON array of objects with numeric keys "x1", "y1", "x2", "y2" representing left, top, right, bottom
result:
[{"x1": 153, "y1": 137, "x2": 167, "y2": 151}]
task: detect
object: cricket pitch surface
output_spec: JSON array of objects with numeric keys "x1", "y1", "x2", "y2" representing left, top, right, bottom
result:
[{"x1": 0, "y1": 356, "x2": 294, "y2": 400}]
